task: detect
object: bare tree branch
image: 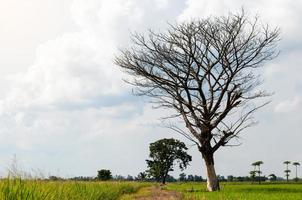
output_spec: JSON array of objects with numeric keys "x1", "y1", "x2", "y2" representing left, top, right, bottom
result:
[{"x1": 115, "y1": 10, "x2": 280, "y2": 191}]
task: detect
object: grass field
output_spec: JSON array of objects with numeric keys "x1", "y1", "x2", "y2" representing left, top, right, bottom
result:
[
  {"x1": 166, "y1": 182, "x2": 302, "y2": 200},
  {"x1": 0, "y1": 179, "x2": 301, "y2": 199},
  {"x1": 0, "y1": 179, "x2": 150, "y2": 200}
]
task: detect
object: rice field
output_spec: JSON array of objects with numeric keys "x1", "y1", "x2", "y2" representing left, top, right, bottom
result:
[
  {"x1": 165, "y1": 182, "x2": 302, "y2": 200},
  {"x1": 1, "y1": 179, "x2": 302, "y2": 200},
  {"x1": 0, "y1": 179, "x2": 150, "y2": 200}
]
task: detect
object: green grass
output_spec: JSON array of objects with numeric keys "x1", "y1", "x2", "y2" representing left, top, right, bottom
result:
[
  {"x1": 0, "y1": 179, "x2": 150, "y2": 200},
  {"x1": 2, "y1": 180, "x2": 302, "y2": 200},
  {"x1": 165, "y1": 182, "x2": 302, "y2": 200}
]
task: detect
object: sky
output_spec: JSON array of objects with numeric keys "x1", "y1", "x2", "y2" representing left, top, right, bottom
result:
[{"x1": 0, "y1": 0, "x2": 301, "y2": 179}]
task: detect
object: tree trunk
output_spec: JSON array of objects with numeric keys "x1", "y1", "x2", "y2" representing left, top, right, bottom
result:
[
  {"x1": 162, "y1": 176, "x2": 166, "y2": 185},
  {"x1": 258, "y1": 166, "x2": 261, "y2": 184},
  {"x1": 162, "y1": 172, "x2": 168, "y2": 185},
  {"x1": 295, "y1": 166, "x2": 298, "y2": 182},
  {"x1": 203, "y1": 154, "x2": 220, "y2": 191}
]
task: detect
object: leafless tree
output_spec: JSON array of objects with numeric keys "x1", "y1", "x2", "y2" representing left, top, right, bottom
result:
[{"x1": 115, "y1": 11, "x2": 280, "y2": 191}]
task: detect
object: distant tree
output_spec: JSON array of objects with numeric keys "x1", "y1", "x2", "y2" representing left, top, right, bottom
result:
[
  {"x1": 114, "y1": 175, "x2": 125, "y2": 181},
  {"x1": 137, "y1": 172, "x2": 147, "y2": 181},
  {"x1": 194, "y1": 175, "x2": 203, "y2": 182},
  {"x1": 284, "y1": 170, "x2": 291, "y2": 182},
  {"x1": 283, "y1": 161, "x2": 291, "y2": 182},
  {"x1": 251, "y1": 162, "x2": 258, "y2": 171},
  {"x1": 166, "y1": 175, "x2": 177, "y2": 182},
  {"x1": 234, "y1": 176, "x2": 245, "y2": 182},
  {"x1": 268, "y1": 174, "x2": 277, "y2": 181},
  {"x1": 97, "y1": 169, "x2": 112, "y2": 181},
  {"x1": 115, "y1": 10, "x2": 280, "y2": 192},
  {"x1": 126, "y1": 175, "x2": 134, "y2": 181},
  {"x1": 69, "y1": 176, "x2": 94, "y2": 181},
  {"x1": 252, "y1": 161, "x2": 263, "y2": 184},
  {"x1": 256, "y1": 170, "x2": 263, "y2": 183},
  {"x1": 244, "y1": 176, "x2": 251, "y2": 181},
  {"x1": 179, "y1": 173, "x2": 187, "y2": 182},
  {"x1": 49, "y1": 176, "x2": 64, "y2": 181},
  {"x1": 249, "y1": 171, "x2": 257, "y2": 183},
  {"x1": 146, "y1": 138, "x2": 192, "y2": 184},
  {"x1": 292, "y1": 162, "x2": 300, "y2": 182},
  {"x1": 217, "y1": 175, "x2": 226, "y2": 182},
  {"x1": 227, "y1": 175, "x2": 234, "y2": 182},
  {"x1": 187, "y1": 174, "x2": 194, "y2": 181}
]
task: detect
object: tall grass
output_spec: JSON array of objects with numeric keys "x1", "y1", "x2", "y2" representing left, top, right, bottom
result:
[
  {"x1": 0, "y1": 156, "x2": 150, "y2": 199},
  {"x1": 0, "y1": 179, "x2": 149, "y2": 200}
]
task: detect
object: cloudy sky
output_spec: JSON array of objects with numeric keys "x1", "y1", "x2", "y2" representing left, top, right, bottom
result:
[{"x1": 0, "y1": 0, "x2": 301, "y2": 179}]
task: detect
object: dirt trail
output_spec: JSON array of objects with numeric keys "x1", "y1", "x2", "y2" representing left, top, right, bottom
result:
[{"x1": 134, "y1": 186, "x2": 182, "y2": 200}]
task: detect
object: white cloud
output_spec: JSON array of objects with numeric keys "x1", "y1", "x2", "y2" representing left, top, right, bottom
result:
[
  {"x1": 0, "y1": 31, "x2": 123, "y2": 113},
  {"x1": 154, "y1": 0, "x2": 169, "y2": 9},
  {"x1": 0, "y1": 0, "x2": 186, "y2": 176},
  {"x1": 0, "y1": 0, "x2": 184, "y2": 115},
  {"x1": 178, "y1": 0, "x2": 302, "y2": 40},
  {"x1": 274, "y1": 96, "x2": 301, "y2": 113},
  {"x1": 0, "y1": 0, "x2": 301, "y2": 178}
]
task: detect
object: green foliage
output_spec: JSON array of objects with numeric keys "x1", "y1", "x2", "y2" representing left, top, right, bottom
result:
[
  {"x1": 97, "y1": 169, "x2": 112, "y2": 181},
  {"x1": 146, "y1": 138, "x2": 192, "y2": 184},
  {"x1": 252, "y1": 161, "x2": 264, "y2": 166},
  {"x1": 136, "y1": 172, "x2": 147, "y2": 181},
  {"x1": 293, "y1": 162, "x2": 300, "y2": 182},
  {"x1": 268, "y1": 174, "x2": 277, "y2": 181},
  {"x1": 284, "y1": 161, "x2": 291, "y2": 182},
  {"x1": 179, "y1": 173, "x2": 186, "y2": 182},
  {"x1": 251, "y1": 161, "x2": 264, "y2": 184},
  {"x1": 293, "y1": 162, "x2": 300, "y2": 166},
  {"x1": 284, "y1": 170, "x2": 291, "y2": 181},
  {"x1": 0, "y1": 179, "x2": 148, "y2": 200},
  {"x1": 249, "y1": 171, "x2": 256, "y2": 178}
]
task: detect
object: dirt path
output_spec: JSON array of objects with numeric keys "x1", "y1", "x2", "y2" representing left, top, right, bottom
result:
[{"x1": 133, "y1": 186, "x2": 182, "y2": 200}]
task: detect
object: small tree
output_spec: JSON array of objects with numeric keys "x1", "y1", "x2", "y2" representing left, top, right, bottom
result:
[
  {"x1": 293, "y1": 162, "x2": 300, "y2": 182},
  {"x1": 115, "y1": 11, "x2": 279, "y2": 191},
  {"x1": 97, "y1": 169, "x2": 112, "y2": 181},
  {"x1": 126, "y1": 175, "x2": 134, "y2": 181},
  {"x1": 187, "y1": 174, "x2": 194, "y2": 181},
  {"x1": 252, "y1": 161, "x2": 263, "y2": 184},
  {"x1": 249, "y1": 171, "x2": 257, "y2": 183},
  {"x1": 252, "y1": 162, "x2": 258, "y2": 171},
  {"x1": 284, "y1": 170, "x2": 291, "y2": 182},
  {"x1": 115, "y1": 175, "x2": 125, "y2": 181},
  {"x1": 137, "y1": 172, "x2": 147, "y2": 181},
  {"x1": 268, "y1": 174, "x2": 277, "y2": 181},
  {"x1": 179, "y1": 173, "x2": 187, "y2": 182},
  {"x1": 194, "y1": 175, "x2": 203, "y2": 182},
  {"x1": 283, "y1": 161, "x2": 291, "y2": 182},
  {"x1": 146, "y1": 138, "x2": 192, "y2": 184}
]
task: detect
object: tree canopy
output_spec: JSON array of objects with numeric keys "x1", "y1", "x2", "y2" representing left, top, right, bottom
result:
[
  {"x1": 146, "y1": 138, "x2": 192, "y2": 184},
  {"x1": 97, "y1": 169, "x2": 112, "y2": 181}
]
